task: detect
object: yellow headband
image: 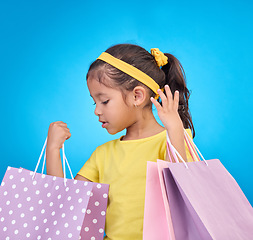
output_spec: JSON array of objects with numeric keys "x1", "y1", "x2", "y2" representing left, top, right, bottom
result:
[{"x1": 97, "y1": 52, "x2": 161, "y2": 99}]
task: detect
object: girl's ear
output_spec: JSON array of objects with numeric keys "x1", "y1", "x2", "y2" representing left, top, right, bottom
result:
[{"x1": 132, "y1": 86, "x2": 147, "y2": 107}]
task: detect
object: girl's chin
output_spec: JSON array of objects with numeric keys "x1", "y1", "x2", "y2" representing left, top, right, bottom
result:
[
  {"x1": 106, "y1": 130, "x2": 118, "y2": 135},
  {"x1": 106, "y1": 128, "x2": 121, "y2": 135}
]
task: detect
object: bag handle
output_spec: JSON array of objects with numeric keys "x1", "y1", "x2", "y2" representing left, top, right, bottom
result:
[
  {"x1": 166, "y1": 130, "x2": 208, "y2": 168},
  {"x1": 32, "y1": 138, "x2": 74, "y2": 185},
  {"x1": 184, "y1": 131, "x2": 201, "y2": 162},
  {"x1": 166, "y1": 132, "x2": 189, "y2": 168},
  {"x1": 184, "y1": 130, "x2": 207, "y2": 164}
]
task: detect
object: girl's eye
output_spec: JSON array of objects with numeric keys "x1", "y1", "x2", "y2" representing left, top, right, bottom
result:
[
  {"x1": 93, "y1": 102, "x2": 96, "y2": 105},
  {"x1": 102, "y1": 100, "x2": 109, "y2": 105}
]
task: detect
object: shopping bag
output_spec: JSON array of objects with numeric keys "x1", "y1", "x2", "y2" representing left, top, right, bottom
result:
[
  {"x1": 162, "y1": 130, "x2": 253, "y2": 240},
  {"x1": 142, "y1": 161, "x2": 175, "y2": 240},
  {"x1": 0, "y1": 138, "x2": 109, "y2": 240},
  {"x1": 143, "y1": 130, "x2": 195, "y2": 240}
]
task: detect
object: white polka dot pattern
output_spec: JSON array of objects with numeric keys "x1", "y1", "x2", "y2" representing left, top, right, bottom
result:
[
  {"x1": 0, "y1": 167, "x2": 109, "y2": 240},
  {"x1": 79, "y1": 182, "x2": 109, "y2": 239}
]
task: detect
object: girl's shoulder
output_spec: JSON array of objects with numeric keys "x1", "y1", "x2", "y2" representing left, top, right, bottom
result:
[{"x1": 95, "y1": 138, "x2": 120, "y2": 152}]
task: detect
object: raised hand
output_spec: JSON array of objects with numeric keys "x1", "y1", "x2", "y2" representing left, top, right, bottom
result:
[
  {"x1": 151, "y1": 85, "x2": 187, "y2": 161},
  {"x1": 150, "y1": 85, "x2": 183, "y2": 131}
]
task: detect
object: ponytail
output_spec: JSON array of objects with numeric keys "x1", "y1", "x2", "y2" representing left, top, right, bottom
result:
[{"x1": 161, "y1": 54, "x2": 195, "y2": 137}]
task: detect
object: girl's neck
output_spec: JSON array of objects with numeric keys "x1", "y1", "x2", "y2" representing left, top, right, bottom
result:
[{"x1": 122, "y1": 110, "x2": 165, "y2": 141}]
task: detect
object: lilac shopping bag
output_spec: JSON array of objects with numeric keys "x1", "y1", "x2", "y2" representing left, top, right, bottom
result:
[
  {"x1": 163, "y1": 131, "x2": 253, "y2": 240},
  {"x1": 0, "y1": 139, "x2": 109, "y2": 240}
]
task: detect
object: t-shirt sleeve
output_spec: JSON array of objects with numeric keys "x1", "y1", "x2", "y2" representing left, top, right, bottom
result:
[{"x1": 77, "y1": 149, "x2": 99, "y2": 182}]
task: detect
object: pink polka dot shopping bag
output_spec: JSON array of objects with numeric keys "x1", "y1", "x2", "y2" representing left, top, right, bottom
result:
[{"x1": 0, "y1": 138, "x2": 109, "y2": 240}]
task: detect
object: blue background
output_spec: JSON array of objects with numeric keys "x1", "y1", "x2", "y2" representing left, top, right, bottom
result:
[{"x1": 1, "y1": 0, "x2": 252, "y2": 204}]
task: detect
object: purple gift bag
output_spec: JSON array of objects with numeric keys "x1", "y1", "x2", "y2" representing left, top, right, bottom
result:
[
  {"x1": 0, "y1": 139, "x2": 109, "y2": 240},
  {"x1": 162, "y1": 130, "x2": 253, "y2": 240}
]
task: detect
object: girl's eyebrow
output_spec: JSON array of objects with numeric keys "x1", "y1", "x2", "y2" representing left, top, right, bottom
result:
[{"x1": 90, "y1": 93, "x2": 108, "y2": 98}]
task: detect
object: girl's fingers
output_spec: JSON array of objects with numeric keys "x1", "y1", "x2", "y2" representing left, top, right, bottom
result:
[
  {"x1": 152, "y1": 86, "x2": 179, "y2": 112},
  {"x1": 165, "y1": 85, "x2": 174, "y2": 105},
  {"x1": 150, "y1": 97, "x2": 162, "y2": 111},
  {"x1": 173, "y1": 90, "x2": 180, "y2": 110},
  {"x1": 55, "y1": 121, "x2": 66, "y2": 124},
  {"x1": 59, "y1": 122, "x2": 68, "y2": 127},
  {"x1": 164, "y1": 85, "x2": 176, "y2": 109},
  {"x1": 65, "y1": 132, "x2": 71, "y2": 140},
  {"x1": 157, "y1": 89, "x2": 167, "y2": 105},
  {"x1": 164, "y1": 85, "x2": 173, "y2": 100}
]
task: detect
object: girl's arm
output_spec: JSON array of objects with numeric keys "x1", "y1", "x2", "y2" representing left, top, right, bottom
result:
[
  {"x1": 75, "y1": 174, "x2": 91, "y2": 181},
  {"x1": 46, "y1": 147, "x2": 64, "y2": 177},
  {"x1": 151, "y1": 85, "x2": 187, "y2": 162},
  {"x1": 46, "y1": 121, "x2": 92, "y2": 181}
]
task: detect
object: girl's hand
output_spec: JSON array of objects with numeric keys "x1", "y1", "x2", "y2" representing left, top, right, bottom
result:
[
  {"x1": 47, "y1": 121, "x2": 71, "y2": 151},
  {"x1": 150, "y1": 85, "x2": 183, "y2": 131},
  {"x1": 151, "y1": 85, "x2": 187, "y2": 161}
]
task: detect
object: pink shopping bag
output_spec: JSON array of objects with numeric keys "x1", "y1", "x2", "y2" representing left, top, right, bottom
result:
[
  {"x1": 143, "y1": 131, "x2": 195, "y2": 240},
  {"x1": 163, "y1": 130, "x2": 253, "y2": 240},
  {"x1": 143, "y1": 161, "x2": 175, "y2": 240},
  {"x1": 0, "y1": 139, "x2": 109, "y2": 240}
]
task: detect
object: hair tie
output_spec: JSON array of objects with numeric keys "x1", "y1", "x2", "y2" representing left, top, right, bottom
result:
[{"x1": 150, "y1": 48, "x2": 168, "y2": 67}]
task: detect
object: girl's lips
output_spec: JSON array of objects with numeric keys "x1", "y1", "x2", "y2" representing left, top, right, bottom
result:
[{"x1": 102, "y1": 122, "x2": 108, "y2": 128}]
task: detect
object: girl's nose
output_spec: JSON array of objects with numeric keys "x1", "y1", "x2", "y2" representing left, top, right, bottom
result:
[{"x1": 94, "y1": 105, "x2": 101, "y2": 116}]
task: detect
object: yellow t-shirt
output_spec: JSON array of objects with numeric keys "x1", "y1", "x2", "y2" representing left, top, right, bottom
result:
[{"x1": 78, "y1": 129, "x2": 193, "y2": 240}]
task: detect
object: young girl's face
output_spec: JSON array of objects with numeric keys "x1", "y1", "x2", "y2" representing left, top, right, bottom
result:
[{"x1": 87, "y1": 76, "x2": 136, "y2": 135}]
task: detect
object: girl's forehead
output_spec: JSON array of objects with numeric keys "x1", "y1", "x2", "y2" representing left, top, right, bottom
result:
[
  {"x1": 88, "y1": 79, "x2": 106, "y2": 93},
  {"x1": 87, "y1": 78, "x2": 120, "y2": 98},
  {"x1": 87, "y1": 77, "x2": 110, "y2": 90}
]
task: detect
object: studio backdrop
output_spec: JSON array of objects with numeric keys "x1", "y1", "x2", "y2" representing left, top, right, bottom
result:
[{"x1": 0, "y1": 0, "x2": 252, "y2": 204}]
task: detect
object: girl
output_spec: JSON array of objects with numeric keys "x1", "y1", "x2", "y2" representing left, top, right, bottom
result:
[{"x1": 46, "y1": 44, "x2": 194, "y2": 240}]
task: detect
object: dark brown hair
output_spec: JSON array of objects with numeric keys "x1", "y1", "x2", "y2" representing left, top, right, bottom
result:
[{"x1": 86, "y1": 44, "x2": 195, "y2": 137}]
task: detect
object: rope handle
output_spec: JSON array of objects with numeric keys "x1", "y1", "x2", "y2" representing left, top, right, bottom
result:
[
  {"x1": 184, "y1": 130, "x2": 207, "y2": 164},
  {"x1": 32, "y1": 137, "x2": 74, "y2": 185},
  {"x1": 166, "y1": 132, "x2": 189, "y2": 168},
  {"x1": 184, "y1": 131, "x2": 201, "y2": 162},
  {"x1": 166, "y1": 130, "x2": 208, "y2": 168}
]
